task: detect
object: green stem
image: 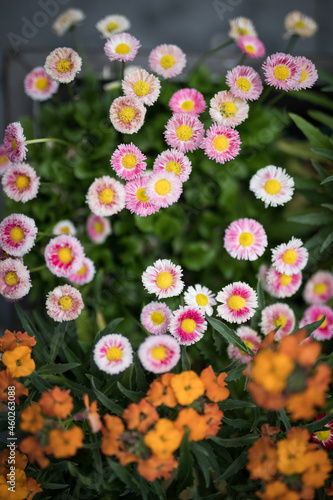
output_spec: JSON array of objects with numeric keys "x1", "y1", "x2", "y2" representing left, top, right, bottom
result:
[
  {"x1": 67, "y1": 82, "x2": 75, "y2": 106},
  {"x1": 26, "y1": 138, "x2": 70, "y2": 147},
  {"x1": 285, "y1": 34, "x2": 299, "y2": 54},
  {"x1": 237, "y1": 53, "x2": 247, "y2": 65},
  {"x1": 30, "y1": 265, "x2": 46, "y2": 273},
  {"x1": 190, "y1": 39, "x2": 234, "y2": 74},
  {"x1": 258, "y1": 86, "x2": 272, "y2": 104},
  {"x1": 120, "y1": 61, "x2": 125, "y2": 81},
  {"x1": 265, "y1": 92, "x2": 285, "y2": 108},
  {"x1": 71, "y1": 26, "x2": 90, "y2": 72}
]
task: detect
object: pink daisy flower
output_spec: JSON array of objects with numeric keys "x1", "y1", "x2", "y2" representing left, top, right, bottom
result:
[
  {"x1": 164, "y1": 113, "x2": 204, "y2": 154},
  {"x1": 0, "y1": 214, "x2": 37, "y2": 257},
  {"x1": 224, "y1": 218, "x2": 267, "y2": 261},
  {"x1": 52, "y1": 8, "x2": 85, "y2": 36},
  {"x1": 138, "y1": 334, "x2": 180, "y2": 373},
  {"x1": 145, "y1": 171, "x2": 183, "y2": 209},
  {"x1": 140, "y1": 301, "x2": 172, "y2": 335},
  {"x1": 184, "y1": 284, "x2": 216, "y2": 316},
  {"x1": 262, "y1": 53, "x2": 302, "y2": 91},
  {"x1": 53, "y1": 220, "x2": 76, "y2": 236},
  {"x1": 122, "y1": 68, "x2": 160, "y2": 106},
  {"x1": 0, "y1": 258, "x2": 31, "y2": 300},
  {"x1": 109, "y1": 95, "x2": 146, "y2": 134},
  {"x1": 271, "y1": 237, "x2": 308, "y2": 276},
  {"x1": 2, "y1": 163, "x2": 40, "y2": 203},
  {"x1": 169, "y1": 88, "x2": 206, "y2": 115},
  {"x1": 228, "y1": 17, "x2": 258, "y2": 41},
  {"x1": 104, "y1": 33, "x2": 140, "y2": 62},
  {"x1": 0, "y1": 145, "x2": 11, "y2": 175},
  {"x1": 149, "y1": 44, "x2": 186, "y2": 79},
  {"x1": 201, "y1": 124, "x2": 241, "y2": 164},
  {"x1": 249, "y1": 165, "x2": 294, "y2": 208},
  {"x1": 125, "y1": 176, "x2": 159, "y2": 217},
  {"x1": 46, "y1": 284, "x2": 84, "y2": 322},
  {"x1": 226, "y1": 65, "x2": 263, "y2": 101},
  {"x1": 86, "y1": 215, "x2": 111, "y2": 244},
  {"x1": 44, "y1": 47, "x2": 82, "y2": 84},
  {"x1": 111, "y1": 143, "x2": 146, "y2": 181},
  {"x1": 3, "y1": 122, "x2": 27, "y2": 163},
  {"x1": 93, "y1": 334, "x2": 133, "y2": 375},
  {"x1": 68, "y1": 257, "x2": 96, "y2": 286},
  {"x1": 153, "y1": 148, "x2": 192, "y2": 183},
  {"x1": 142, "y1": 259, "x2": 184, "y2": 299},
  {"x1": 96, "y1": 14, "x2": 131, "y2": 38},
  {"x1": 169, "y1": 306, "x2": 207, "y2": 346},
  {"x1": 86, "y1": 176, "x2": 126, "y2": 217},
  {"x1": 260, "y1": 303, "x2": 295, "y2": 340},
  {"x1": 303, "y1": 270, "x2": 333, "y2": 305},
  {"x1": 209, "y1": 91, "x2": 249, "y2": 128},
  {"x1": 266, "y1": 266, "x2": 302, "y2": 298},
  {"x1": 237, "y1": 36, "x2": 265, "y2": 59},
  {"x1": 216, "y1": 282, "x2": 258, "y2": 324},
  {"x1": 284, "y1": 11, "x2": 318, "y2": 38},
  {"x1": 24, "y1": 66, "x2": 59, "y2": 101},
  {"x1": 310, "y1": 414, "x2": 333, "y2": 451},
  {"x1": 227, "y1": 326, "x2": 261, "y2": 363},
  {"x1": 299, "y1": 305, "x2": 333, "y2": 341},
  {"x1": 293, "y1": 56, "x2": 318, "y2": 91},
  {"x1": 44, "y1": 234, "x2": 85, "y2": 278}
]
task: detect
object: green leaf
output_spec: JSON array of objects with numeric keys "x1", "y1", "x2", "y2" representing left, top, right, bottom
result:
[
  {"x1": 49, "y1": 323, "x2": 66, "y2": 363},
  {"x1": 321, "y1": 175, "x2": 333, "y2": 185},
  {"x1": 210, "y1": 434, "x2": 259, "y2": 447},
  {"x1": 222, "y1": 417, "x2": 251, "y2": 430},
  {"x1": 288, "y1": 213, "x2": 333, "y2": 226},
  {"x1": 302, "y1": 413, "x2": 333, "y2": 433},
  {"x1": 321, "y1": 233, "x2": 333, "y2": 253},
  {"x1": 220, "y1": 399, "x2": 256, "y2": 410},
  {"x1": 301, "y1": 315, "x2": 326, "y2": 335},
  {"x1": 312, "y1": 148, "x2": 333, "y2": 161},
  {"x1": 181, "y1": 346, "x2": 191, "y2": 371},
  {"x1": 289, "y1": 90, "x2": 333, "y2": 111},
  {"x1": 134, "y1": 353, "x2": 148, "y2": 392},
  {"x1": 207, "y1": 316, "x2": 253, "y2": 356},
  {"x1": 308, "y1": 110, "x2": 333, "y2": 130},
  {"x1": 67, "y1": 462, "x2": 95, "y2": 488},
  {"x1": 28, "y1": 371, "x2": 51, "y2": 392},
  {"x1": 177, "y1": 430, "x2": 194, "y2": 493},
  {"x1": 311, "y1": 160, "x2": 330, "y2": 181},
  {"x1": 191, "y1": 442, "x2": 211, "y2": 488},
  {"x1": 289, "y1": 113, "x2": 332, "y2": 149},
  {"x1": 117, "y1": 382, "x2": 145, "y2": 403},
  {"x1": 225, "y1": 362, "x2": 246, "y2": 382},
  {"x1": 217, "y1": 451, "x2": 248, "y2": 481},
  {"x1": 37, "y1": 363, "x2": 81, "y2": 375},
  {"x1": 89, "y1": 376, "x2": 122, "y2": 416},
  {"x1": 278, "y1": 409, "x2": 291, "y2": 431},
  {"x1": 107, "y1": 459, "x2": 141, "y2": 494}
]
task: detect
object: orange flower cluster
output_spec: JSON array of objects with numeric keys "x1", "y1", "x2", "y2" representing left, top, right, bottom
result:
[
  {"x1": 247, "y1": 425, "x2": 332, "y2": 499},
  {"x1": 101, "y1": 366, "x2": 229, "y2": 482},
  {"x1": 0, "y1": 448, "x2": 42, "y2": 500},
  {"x1": 245, "y1": 330, "x2": 331, "y2": 420}
]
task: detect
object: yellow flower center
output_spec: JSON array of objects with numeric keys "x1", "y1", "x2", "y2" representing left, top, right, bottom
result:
[
  {"x1": 166, "y1": 161, "x2": 181, "y2": 175},
  {"x1": 58, "y1": 295, "x2": 73, "y2": 311},
  {"x1": 151, "y1": 346, "x2": 168, "y2": 360},
  {"x1": 196, "y1": 293, "x2": 208, "y2": 306},
  {"x1": 227, "y1": 295, "x2": 246, "y2": 311},
  {"x1": 133, "y1": 80, "x2": 150, "y2": 97},
  {"x1": 265, "y1": 179, "x2": 281, "y2": 195},
  {"x1": 282, "y1": 249, "x2": 297, "y2": 265},
  {"x1": 151, "y1": 311, "x2": 165, "y2": 325},
  {"x1": 57, "y1": 247, "x2": 73, "y2": 264},
  {"x1": 176, "y1": 125, "x2": 193, "y2": 142},
  {"x1": 181, "y1": 318, "x2": 196, "y2": 334},
  {"x1": 10, "y1": 227, "x2": 25, "y2": 243},
  {"x1": 239, "y1": 232, "x2": 254, "y2": 247},
  {"x1": 273, "y1": 314, "x2": 287, "y2": 329},
  {"x1": 98, "y1": 188, "x2": 114, "y2": 205},
  {"x1": 94, "y1": 222, "x2": 103, "y2": 233},
  {"x1": 122, "y1": 154, "x2": 137, "y2": 169},
  {"x1": 220, "y1": 101, "x2": 237, "y2": 118},
  {"x1": 4, "y1": 271, "x2": 18, "y2": 286},
  {"x1": 236, "y1": 77, "x2": 251, "y2": 92},
  {"x1": 240, "y1": 339, "x2": 254, "y2": 355},
  {"x1": 106, "y1": 22, "x2": 119, "y2": 32},
  {"x1": 11, "y1": 138, "x2": 17, "y2": 151},
  {"x1": 77, "y1": 265, "x2": 86, "y2": 275},
  {"x1": 60, "y1": 226, "x2": 70, "y2": 235},
  {"x1": 299, "y1": 69, "x2": 307, "y2": 83},
  {"x1": 156, "y1": 271, "x2": 173, "y2": 289},
  {"x1": 245, "y1": 44, "x2": 255, "y2": 53},
  {"x1": 0, "y1": 156, "x2": 7, "y2": 164},
  {"x1": 136, "y1": 187, "x2": 149, "y2": 203},
  {"x1": 237, "y1": 27, "x2": 248, "y2": 36},
  {"x1": 181, "y1": 100, "x2": 194, "y2": 111},
  {"x1": 316, "y1": 429, "x2": 331, "y2": 442},
  {"x1": 213, "y1": 135, "x2": 229, "y2": 152},
  {"x1": 56, "y1": 58, "x2": 72, "y2": 74},
  {"x1": 118, "y1": 106, "x2": 136, "y2": 123},
  {"x1": 35, "y1": 77, "x2": 48, "y2": 90},
  {"x1": 314, "y1": 283, "x2": 327, "y2": 295},
  {"x1": 160, "y1": 55, "x2": 175, "y2": 69},
  {"x1": 15, "y1": 175, "x2": 30, "y2": 191},
  {"x1": 115, "y1": 43, "x2": 130, "y2": 55},
  {"x1": 106, "y1": 346, "x2": 123, "y2": 361},
  {"x1": 155, "y1": 179, "x2": 171, "y2": 196},
  {"x1": 273, "y1": 65, "x2": 290, "y2": 81},
  {"x1": 279, "y1": 273, "x2": 292, "y2": 286},
  {"x1": 317, "y1": 315, "x2": 328, "y2": 329},
  {"x1": 294, "y1": 20, "x2": 307, "y2": 29}
]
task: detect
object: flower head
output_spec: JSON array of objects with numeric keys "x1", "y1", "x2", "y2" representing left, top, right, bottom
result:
[
  {"x1": 293, "y1": 56, "x2": 318, "y2": 90},
  {"x1": 224, "y1": 218, "x2": 267, "y2": 261},
  {"x1": 142, "y1": 259, "x2": 184, "y2": 299},
  {"x1": 311, "y1": 414, "x2": 333, "y2": 451},
  {"x1": 226, "y1": 65, "x2": 263, "y2": 101},
  {"x1": 46, "y1": 284, "x2": 84, "y2": 322},
  {"x1": 227, "y1": 326, "x2": 261, "y2": 363},
  {"x1": 24, "y1": 66, "x2": 59, "y2": 102},
  {"x1": 93, "y1": 334, "x2": 133, "y2": 375},
  {"x1": 169, "y1": 306, "x2": 207, "y2": 345},
  {"x1": 125, "y1": 176, "x2": 159, "y2": 216},
  {"x1": 122, "y1": 68, "x2": 160, "y2": 106},
  {"x1": 303, "y1": 270, "x2": 333, "y2": 305},
  {"x1": 68, "y1": 257, "x2": 95, "y2": 286},
  {"x1": 209, "y1": 90, "x2": 249, "y2": 128},
  {"x1": 228, "y1": 17, "x2": 257, "y2": 41},
  {"x1": 216, "y1": 282, "x2": 258, "y2": 324},
  {"x1": 86, "y1": 214, "x2": 111, "y2": 244},
  {"x1": 96, "y1": 15, "x2": 131, "y2": 38},
  {"x1": 104, "y1": 33, "x2": 140, "y2": 62},
  {"x1": 174, "y1": 407, "x2": 208, "y2": 441},
  {"x1": 145, "y1": 171, "x2": 183, "y2": 208},
  {"x1": 3, "y1": 122, "x2": 27, "y2": 163},
  {"x1": 262, "y1": 53, "x2": 302, "y2": 91},
  {"x1": 146, "y1": 373, "x2": 177, "y2": 408},
  {"x1": 86, "y1": 176, "x2": 126, "y2": 216},
  {"x1": 53, "y1": 220, "x2": 76, "y2": 236},
  {"x1": 0, "y1": 145, "x2": 11, "y2": 175},
  {"x1": 184, "y1": 284, "x2": 216, "y2": 316},
  {"x1": 266, "y1": 267, "x2": 302, "y2": 298},
  {"x1": 44, "y1": 234, "x2": 84, "y2": 278},
  {"x1": 201, "y1": 124, "x2": 241, "y2": 164},
  {"x1": 170, "y1": 370, "x2": 205, "y2": 405},
  {"x1": 250, "y1": 165, "x2": 294, "y2": 208},
  {"x1": 44, "y1": 47, "x2": 82, "y2": 84},
  {"x1": 284, "y1": 11, "x2": 318, "y2": 38},
  {"x1": 109, "y1": 95, "x2": 146, "y2": 134},
  {"x1": 52, "y1": 9, "x2": 85, "y2": 36},
  {"x1": 272, "y1": 237, "x2": 308, "y2": 276},
  {"x1": 0, "y1": 370, "x2": 29, "y2": 404},
  {"x1": 138, "y1": 455, "x2": 178, "y2": 482},
  {"x1": 39, "y1": 386, "x2": 73, "y2": 418},
  {"x1": 2, "y1": 162, "x2": 40, "y2": 203},
  {"x1": 123, "y1": 399, "x2": 159, "y2": 433},
  {"x1": 20, "y1": 403, "x2": 44, "y2": 433},
  {"x1": 0, "y1": 213, "x2": 37, "y2": 257},
  {"x1": 111, "y1": 143, "x2": 147, "y2": 180},
  {"x1": 164, "y1": 113, "x2": 204, "y2": 153},
  {"x1": 299, "y1": 305, "x2": 333, "y2": 341},
  {"x1": 2, "y1": 346, "x2": 35, "y2": 378},
  {"x1": 169, "y1": 88, "x2": 206, "y2": 115},
  {"x1": 144, "y1": 419, "x2": 183, "y2": 458},
  {"x1": 47, "y1": 426, "x2": 84, "y2": 458},
  {"x1": 237, "y1": 36, "x2": 265, "y2": 58},
  {"x1": 153, "y1": 148, "x2": 192, "y2": 183},
  {"x1": 149, "y1": 44, "x2": 186, "y2": 79},
  {"x1": 138, "y1": 334, "x2": 181, "y2": 373},
  {"x1": 260, "y1": 303, "x2": 296, "y2": 340},
  {"x1": 0, "y1": 329, "x2": 36, "y2": 352},
  {"x1": 140, "y1": 301, "x2": 172, "y2": 335},
  {"x1": 200, "y1": 365, "x2": 230, "y2": 403},
  {"x1": 0, "y1": 258, "x2": 31, "y2": 300}
]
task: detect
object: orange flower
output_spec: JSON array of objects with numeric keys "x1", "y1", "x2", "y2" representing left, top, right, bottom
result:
[
  {"x1": 279, "y1": 330, "x2": 320, "y2": 367},
  {"x1": 20, "y1": 403, "x2": 44, "y2": 433},
  {"x1": 46, "y1": 426, "x2": 84, "y2": 458},
  {"x1": 247, "y1": 380, "x2": 287, "y2": 411},
  {"x1": 200, "y1": 365, "x2": 229, "y2": 402},
  {"x1": 146, "y1": 373, "x2": 177, "y2": 408},
  {"x1": 203, "y1": 403, "x2": 224, "y2": 438},
  {"x1": 260, "y1": 424, "x2": 281, "y2": 437},
  {"x1": 0, "y1": 449, "x2": 28, "y2": 476},
  {"x1": 0, "y1": 330, "x2": 36, "y2": 352},
  {"x1": 83, "y1": 394, "x2": 102, "y2": 433},
  {"x1": 123, "y1": 399, "x2": 159, "y2": 433},
  {"x1": 308, "y1": 363, "x2": 331, "y2": 392},
  {"x1": 0, "y1": 468, "x2": 29, "y2": 500},
  {"x1": 247, "y1": 436, "x2": 278, "y2": 482},
  {"x1": 286, "y1": 387, "x2": 326, "y2": 421},
  {"x1": 137, "y1": 455, "x2": 178, "y2": 482},
  {"x1": 144, "y1": 419, "x2": 184, "y2": 458},
  {"x1": 170, "y1": 370, "x2": 205, "y2": 406},
  {"x1": 256, "y1": 480, "x2": 300, "y2": 500},
  {"x1": 2, "y1": 346, "x2": 35, "y2": 378},
  {"x1": 277, "y1": 429, "x2": 309, "y2": 475},
  {"x1": 174, "y1": 408, "x2": 208, "y2": 441},
  {"x1": 25, "y1": 477, "x2": 43, "y2": 499},
  {"x1": 302, "y1": 449, "x2": 332, "y2": 488},
  {"x1": 101, "y1": 415, "x2": 124, "y2": 456},
  {"x1": 39, "y1": 386, "x2": 73, "y2": 419},
  {"x1": 252, "y1": 351, "x2": 294, "y2": 393},
  {"x1": 19, "y1": 437, "x2": 50, "y2": 469},
  {"x1": 0, "y1": 370, "x2": 28, "y2": 403}
]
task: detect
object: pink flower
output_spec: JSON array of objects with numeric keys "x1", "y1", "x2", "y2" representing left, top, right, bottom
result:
[
  {"x1": 262, "y1": 53, "x2": 302, "y2": 91},
  {"x1": 299, "y1": 305, "x2": 333, "y2": 341},
  {"x1": 145, "y1": 171, "x2": 183, "y2": 209},
  {"x1": 237, "y1": 36, "x2": 265, "y2": 58},
  {"x1": 216, "y1": 282, "x2": 258, "y2": 324},
  {"x1": 249, "y1": 165, "x2": 294, "y2": 208},
  {"x1": 0, "y1": 258, "x2": 31, "y2": 300},
  {"x1": 24, "y1": 66, "x2": 59, "y2": 101},
  {"x1": 138, "y1": 335, "x2": 180, "y2": 373},
  {"x1": 149, "y1": 44, "x2": 186, "y2": 79},
  {"x1": 260, "y1": 303, "x2": 295, "y2": 340},
  {"x1": 226, "y1": 65, "x2": 263, "y2": 101},
  {"x1": 68, "y1": 257, "x2": 96, "y2": 286},
  {"x1": 122, "y1": 68, "x2": 160, "y2": 106},
  {"x1": 271, "y1": 237, "x2": 308, "y2": 276},
  {"x1": 310, "y1": 414, "x2": 333, "y2": 451},
  {"x1": 2, "y1": 163, "x2": 40, "y2": 203},
  {"x1": 104, "y1": 33, "x2": 140, "y2": 62},
  {"x1": 164, "y1": 113, "x2": 205, "y2": 153},
  {"x1": 169, "y1": 306, "x2": 207, "y2": 346},
  {"x1": 169, "y1": 88, "x2": 206, "y2": 115},
  {"x1": 228, "y1": 17, "x2": 258, "y2": 41},
  {"x1": 266, "y1": 266, "x2": 302, "y2": 298},
  {"x1": 86, "y1": 215, "x2": 111, "y2": 244},
  {"x1": 0, "y1": 214, "x2": 37, "y2": 257},
  {"x1": 140, "y1": 301, "x2": 172, "y2": 335},
  {"x1": 293, "y1": 56, "x2": 318, "y2": 90},
  {"x1": 303, "y1": 270, "x2": 333, "y2": 305},
  {"x1": 153, "y1": 148, "x2": 192, "y2": 183},
  {"x1": 125, "y1": 176, "x2": 158, "y2": 217},
  {"x1": 209, "y1": 91, "x2": 249, "y2": 128},
  {"x1": 93, "y1": 334, "x2": 133, "y2": 375},
  {"x1": 109, "y1": 95, "x2": 146, "y2": 134},
  {"x1": 53, "y1": 220, "x2": 76, "y2": 236},
  {"x1": 86, "y1": 176, "x2": 126, "y2": 217},
  {"x1": 224, "y1": 218, "x2": 267, "y2": 261},
  {"x1": 227, "y1": 326, "x2": 261, "y2": 363},
  {"x1": 142, "y1": 259, "x2": 184, "y2": 299},
  {"x1": 0, "y1": 145, "x2": 11, "y2": 175},
  {"x1": 111, "y1": 143, "x2": 146, "y2": 181},
  {"x1": 3, "y1": 122, "x2": 27, "y2": 163},
  {"x1": 284, "y1": 11, "x2": 318, "y2": 38},
  {"x1": 44, "y1": 234, "x2": 85, "y2": 278},
  {"x1": 46, "y1": 284, "x2": 84, "y2": 322},
  {"x1": 201, "y1": 124, "x2": 241, "y2": 164},
  {"x1": 184, "y1": 284, "x2": 216, "y2": 316},
  {"x1": 44, "y1": 47, "x2": 82, "y2": 84}
]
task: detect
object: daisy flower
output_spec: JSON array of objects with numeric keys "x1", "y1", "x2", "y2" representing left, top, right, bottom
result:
[
  {"x1": 293, "y1": 56, "x2": 318, "y2": 90},
  {"x1": 0, "y1": 258, "x2": 31, "y2": 300},
  {"x1": 53, "y1": 220, "x2": 76, "y2": 236},
  {"x1": 201, "y1": 124, "x2": 241, "y2": 164},
  {"x1": 44, "y1": 234, "x2": 85, "y2": 278},
  {"x1": 164, "y1": 113, "x2": 204, "y2": 154},
  {"x1": 96, "y1": 15, "x2": 130, "y2": 38},
  {"x1": 169, "y1": 88, "x2": 206, "y2": 115},
  {"x1": 184, "y1": 284, "x2": 216, "y2": 316},
  {"x1": 145, "y1": 171, "x2": 183, "y2": 209},
  {"x1": 111, "y1": 143, "x2": 147, "y2": 181},
  {"x1": 227, "y1": 326, "x2": 261, "y2": 363},
  {"x1": 216, "y1": 282, "x2": 258, "y2": 324},
  {"x1": 266, "y1": 266, "x2": 302, "y2": 298},
  {"x1": 46, "y1": 285, "x2": 84, "y2": 322},
  {"x1": 24, "y1": 66, "x2": 59, "y2": 101},
  {"x1": 228, "y1": 17, "x2": 257, "y2": 41},
  {"x1": 303, "y1": 270, "x2": 333, "y2": 305},
  {"x1": 237, "y1": 36, "x2": 265, "y2": 59},
  {"x1": 2, "y1": 163, "x2": 40, "y2": 203},
  {"x1": 93, "y1": 334, "x2": 133, "y2": 375},
  {"x1": 260, "y1": 303, "x2": 296, "y2": 340},
  {"x1": 86, "y1": 176, "x2": 126, "y2": 217},
  {"x1": 104, "y1": 33, "x2": 140, "y2": 62},
  {"x1": 153, "y1": 148, "x2": 192, "y2": 183},
  {"x1": 226, "y1": 65, "x2": 263, "y2": 101},
  {"x1": 52, "y1": 9, "x2": 85, "y2": 36},
  {"x1": 224, "y1": 218, "x2": 267, "y2": 261},
  {"x1": 271, "y1": 237, "x2": 308, "y2": 276},
  {"x1": 68, "y1": 257, "x2": 96, "y2": 286},
  {"x1": 311, "y1": 414, "x2": 333, "y2": 451},
  {"x1": 0, "y1": 145, "x2": 11, "y2": 175},
  {"x1": 44, "y1": 47, "x2": 82, "y2": 84},
  {"x1": 249, "y1": 165, "x2": 294, "y2": 208},
  {"x1": 0, "y1": 214, "x2": 37, "y2": 257},
  {"x1": 86, "y1": 215, "x2": 111, "y2": 244},
  {"x1": 125, "y1": 176, "x2": 159, "y2": 217},
  {"x1": 209, "y1": 91, "x2": 249, "y2": 128},
  {"x1": 138, "y1": 335, "x2": 180, "y2": 374},
  {"x1": 299, "y1": 305, "x2": 333, "y2": 341},
  {"x1": 109, "y1": 95, "x2": 146, "y2": 134},
  {"x1": 262, "y1": 53, "x2": 302, "y2": 91},
  {"x1": 149, "y1": 44, "x2": 186, "y2": 79},
  {"x1": 140, "y1": 301, "x2": 172, "y2": 335},
  {"x1": 122, "y1": 68, "x2": 161, "y2": 106},
  {"x1": 284, "y1": 11, "x2": 318, "y2": 38},
  {"x1": 169, "y1": 306, "x2": 207, "y2": 345},
  {"x1": 142, "y1": 259, "x2": 184, "y2": 299},
  {"x1": 3, "y1": 122, "x2": 27, "y2": 163}
]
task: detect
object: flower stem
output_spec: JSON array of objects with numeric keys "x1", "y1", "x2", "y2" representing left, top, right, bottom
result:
[
  {"x1": 265, "y1": 92, "x2": 285, "y2": 108},
  {"x1": 237, "y1": 53, "x2": 247, "y2": 66},
  {"x1": 30, "y1": 265, "x2": 46, "y2": 273},
  {"x1": 120, "y1": 61, "x2": 125, "y2": 81},
  {"x1": 190, "y1": 39, "x2": 234, "y2": 74},
  {"x1": 26, "y1": 138, "x2": 71, "y2": 147},
  {"x1": 285, "y1": 34, "x2": 299, "y2": 54}
]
